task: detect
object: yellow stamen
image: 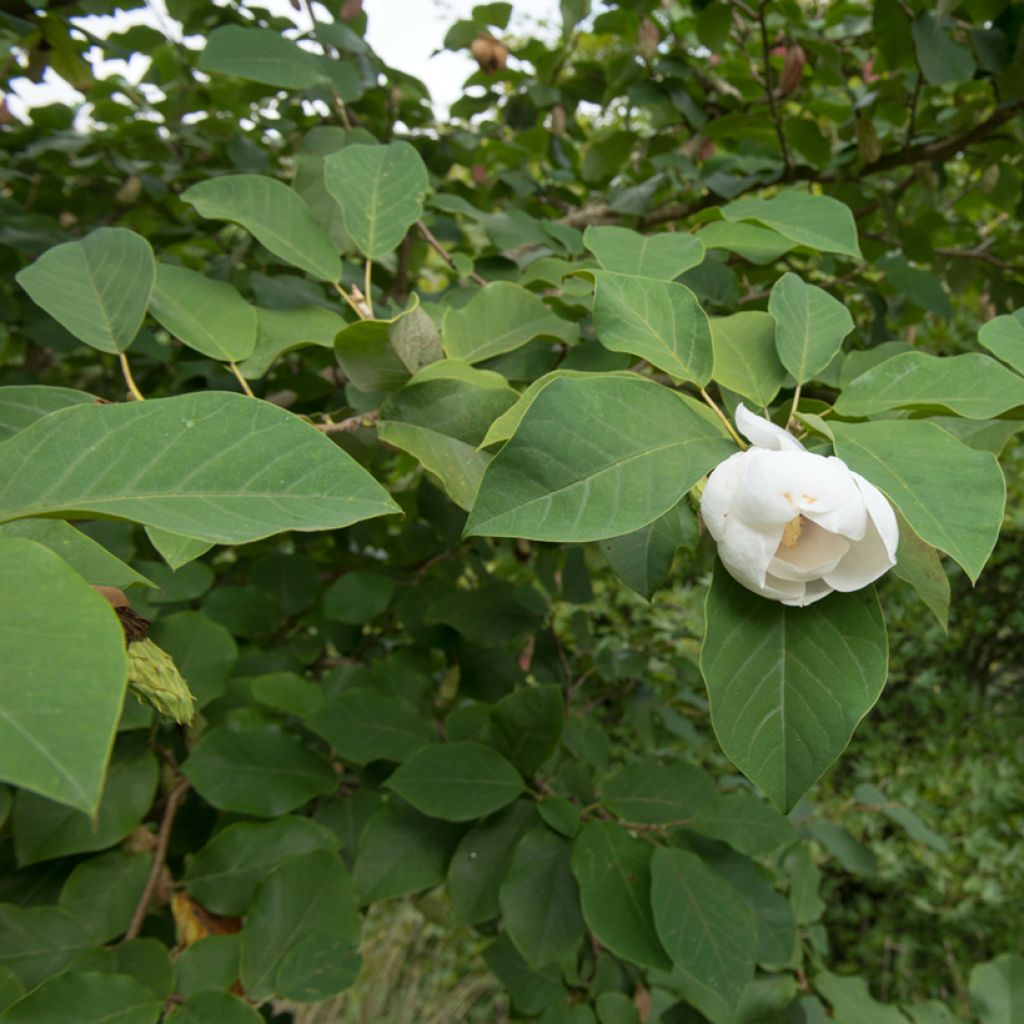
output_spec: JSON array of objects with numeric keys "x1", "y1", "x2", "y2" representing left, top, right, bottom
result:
[{"x1": 780, "y1": 515, "x2": 805, "y2": 550}]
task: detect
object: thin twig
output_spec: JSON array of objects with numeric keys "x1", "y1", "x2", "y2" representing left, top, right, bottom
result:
[
  {"x1": 228, "y1": 362, "x2": 255, "y2": 398},
  {"x1": 333, "y1": 281, "x2": 369, "y2": 320},
  {"x1": 316, "y1": 409, "x2": 381, "y2": 434},
  {"x1": 757, "y1": 0, "x2": 792, "y2": 172},
  {"x1": 125, "y1": 776, "x2": 190, "y2": 941},
  {"x1": 788, "y1": 383, "x2": 801, "y2": 430},
  {"x1": 699, "y1": 387, "x2": 747, "y2": 448},
  {"x1": 363, "y1": 259, "x2": 375, "y2": 318},
  {"x1": 118, "y1": 351, "x2": 144, "y2": 401},
  {"x1": 416, "y1": 221, "x2": 488, "y2": 287},
  {"x1": 905, "y1": 72, "x2": 923, "y2": 152}
]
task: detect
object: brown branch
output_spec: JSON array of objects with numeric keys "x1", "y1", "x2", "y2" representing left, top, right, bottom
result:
[
  {"x1": 316, "y1": 409, "x2": 380, "y2": 434},
  {"x1": 757, "y1": 0, "x2": 792, "y2": 172},
  {"x1": 125, "y1": 776, "x2": 190, "y2": 941},
  {"x1": 416, "y1": 221, "x2": 488, "y2": 286}
]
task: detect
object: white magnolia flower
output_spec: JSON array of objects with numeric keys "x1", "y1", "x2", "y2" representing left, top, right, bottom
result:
[{"x1": 700, "y1": 404, "x2": 898, "y2": 607}]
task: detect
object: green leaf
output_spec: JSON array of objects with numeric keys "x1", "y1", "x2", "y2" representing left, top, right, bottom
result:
[
  {"x1": 911, "y1": 12, "x2": 976, "y2": 85},
  {"x1": 710, "y1": 311, "x2": 787, "y2": 406},
  {"x1": 448, "y1": 801, "x2": 536, "y2": 924},
  {"x1": 701, "y1": 565, "x2": 888, "y2": 812},
  {"x1": 488, "y1": 685, "x2": 563, "y2": 775},
  {"x1": 199, "y1": 25, "x2": 326, "y2": 89},
  {"x1": 877, "y1": 254, "x2": 952, "y2": 318},
  {"x1": 466, "y1": 376, "x2": 734, "y2": 541},
  {"x1": 0, "y1": 968, "x2": 23, "y2": 1014},
  {"x1": 650, "y1": 847, "x2": 757, "y2": 1011},
  {"x1": 815, "y1": 972, "x2": 911, "y2": 1024},
  {"x1": 148, "y1": 264, "x2": 257, "y2": 363},
  {"x1": 0, "y1": 392, "x2": 398, "y2": 544},
  {"x1": 891, "y1": 510, "x2": 950, "y2": 632},
  {"x1": 323, "y1": 141, "x2": 429, "y2": 259},
  {"x1": 174, "y1": 935, "x2": 240, "y2": 998},
  {"x1": 240, "y1": 305, "x2": 345, "y2": 379},
  {"x1": 831, "y1": 419, "x2": 1005, "y2": 582},
  {"x1": 308, "y1": 688, "x2": 436, "y2": 765},
  {"x1": 443, "y1": 282, "x2": 576, "y2": 364},
  {"x1": 500, "y1": 827, "x2": 586, "y2": 967},
  {"x1": 571, "y1": 821, "x2": 670, "y2": 970},
  {"x1": 768, "y1": 272, "x2": 855, "y2": 383},
  {"x1": 239, "y1": 849, "x2": 359, "y2": 1003},
  {"x1": 59, "y1": 851, "x2": 150, "y2": 944},
  {"x1": 979, "y1": 312, "x2": 1024, "y2": 375},
  {"x1": 969, "y1": 953, "x2": 1024, "y2": 1024},
  {"x1": 333, "y1": 303, "x2": 419, "y2": 392},
  {"x1": 149, "y1": 611, "x2": 235, "y2": 709},
  {"x1": 166, "y1": 992, "x2": 261, "y2": 1024},
  {"x1": 185, "y1": 816, "x2": 340, "y2": 916},
  {"x1": 385, "y1": 742, "x2": 524, "y2": 821},
  {"x1": 322, "y1": 571, "x2": 396, "y2": 624},
  {"x1": 483, "y1": 934, "x2": 562, "y2": 1017},
  {"x1": 721, "y1": 192, "x2": 862, "y2": 259},
  {"x1": 600, "y1": 500, "x2": 697, "y2": 599},
  {"x1": 0, "y1": 971, "x2": 160, "y2": 1024},
  {"x1": 0, "y1": 905, "x2": 92, "y2": 989},
  {"x1": 353, "y1": 805, "x2": 462, "y2": 904},
  {"x1": 691, "y1": 790, "x2": 799, "y2": 858},
  {"x1": 13, "y1": 746, "x2": 158, "y2": 865},
  {"x1": 835, "y1": 352, "x2": 1024, "y2": 419},
  {"x1": 583, "y1": 226, "x2": 704, "y2": 279},
  {"x1": 0, "y1": 536, "x2": 126, "y2": 814},
  {"x1": 601, "y1": 758, "x2": 717, "y2": 824},
  {"x1": 15, "y1": 227, "x2": 155, "y2": 354},
  {"x1": 183, "y1": 723, "x2": 336, "y2": 817},
  {"x1": 0, "y1": 386, "x2": 96, "y2": 442},
  {"x1": 182, "y1": 175, "x2": 341, "y2": 283},
  {"x1": 275, "y1": 931, "x2": 361, "y2": 1003},
  {"x1": 71, "y1": 939, "x2": 173, "y2": 1002},
  {"x1": 145, "y1": 527, "x2": 212, "y2": 571},
  {"x1": 699, "y1": 221, "x2": 796, "y2": 264},
  {"x1": 853, "y1": 783, "x2": 950, "y2": 853},
  {"x1": 591, "y1": 271, "x2": 713, "y2": 384},
  {"x1": 0, "y1": 519, "x2": 153, "y2": 590}
]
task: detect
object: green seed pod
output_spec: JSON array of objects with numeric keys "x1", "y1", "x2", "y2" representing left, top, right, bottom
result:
[{"x1": 126, "y1": 638, "x2": 196, "y2": 725}]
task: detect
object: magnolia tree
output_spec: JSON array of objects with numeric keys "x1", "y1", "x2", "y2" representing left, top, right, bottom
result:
[{"x1": 1, "y1": 0, "x2": 1023, "y2": 1021}]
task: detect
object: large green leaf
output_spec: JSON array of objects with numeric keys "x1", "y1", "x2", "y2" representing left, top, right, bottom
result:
[
  {"x1": 591, "y1": 271, "x2": 713, "y2": 385},
  {"x1": 185, "y1": 817, "x2": 340, "y2": 916},
  {"x1": 583, "y1": 225, "x2": 704, "y2": 279},
  {"x1": 601, "y1": 758, "x2": 717, "y2": 824},
  {"x1": 650, "y1": 847, "x2": 757, "y2": 1011},
  {"x1": 721, "y1": 192, "x2": 862, "y2": 259},
  {"x1": 571, "y1": 821, "x2": 670, "y2": 970},
  {"x1": 0, "y1": 536, "x2": 126, "y2": 814},
  {"x1": 978, "y1": 312, "x2": 1024, "y2": 375},
  {"x1": 15, "y1": 227, "x2": 155, "y2": 354},
  {"x1": 199, "y1": 25, "x2": 327, "y2": 89},
  {"x1": 701, "y1": 565, "x2": 888, "y2": 812},
  {"x1": 182, "y1": 176, "x2": 341, "y2": 282},
  {"x1": 0, "y1": 905, "x2": 92, "y2": 989},
  {"x1": 239, "y1": 849, "x2": 359, "y2": 1003},
  {"x1": 466, "y1": 376, "x2": 734, "y2": 541},
  {"x1": 710, "y1": 312, "x2": 787, "y2": 406},
  {"x1": 0, "y1": 392, "x2": 398, "y2": 543},
  {"x1": 385, "y1": 742, "x2": 523, "y2": 821},
  {"x1": 500, "y1": 827, "x2": 586, "y2": 968},
  {"x1": 0, "y1": 386, "x2": 95, "y2": 442},
  {"x1": 831, "y1": 419, "x2": 1005, "y2": 582},
  {"x1": 148, "y1": 263, "x2": 257, "y2": 363},
  {"x1": 0, "y1": 971, "x2": 160, "y2": 1024},
  {"x1": 768, "y1": 273, "x2": 854, "y2": 383},
  {"x1": 323, "y1": 141, "x2": 429, "y2": 259},
  {"x1": 443, "y1": 282, "x2": 576, "y2": 364},
  {"x1": 969, "y1": 953, "x2": 1024, "y2": 1024},
  {"x1": 835, "y1": 352, "x2": 1024, "y2": 419},
  {"x1": 240, "y1": 306, "x2": 346, "y2": 379}
]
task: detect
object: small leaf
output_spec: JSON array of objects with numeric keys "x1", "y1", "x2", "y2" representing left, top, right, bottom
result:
[
  {"x1": 710, "y1": 311, "x2": 787, "y2": 406},
  {"x1": 488, "y1": 685, "x2": 563, "y2": 775},
  {"x1": 182, "y1": 175, "x2": 341, "y2": 283},
  {"x1": 601, "y1": 758, "x2": 717, "y2": 824},
  {"x1": 600, "y1": 500, "x2": 697, "y2": 599},
  {"x1": 768, "y1": 272, "x2": 854, "y2": 383},
  {"x1": 721, "y1": 192, "x2": 862, "y2": 259},
  {"x1": 149, "y1": 264, "x2": 257, "y2": 363},
  {"x1": 324, "y1": 141, "x2": 429, "y2": 259},
  {"x1": 15, "y1": 227, "x2": 155, "y2": 353},
  {"x1": 59, "y1": 852, "x2": 152, "y2": 943},
  {"x1": 891, "y1": 510, "x2": 950, "y2": 632},
  {"x1": 911, "y1": 12, "x2": 976, "y2": 85},
  {"x1": 979, "y1": 312, "x2": 1024, "y2": 375},
  {"x1": 145, "y1": 527, "x2": 213, "y2": 571},
  {"x1": 583, "y1": 225, "x2": 704, "y2": 278},
  {"x1": 385, "y1": 741, "x2": 524, "y2": 821},
  {"x1": 240, "y1": 305, "x2": 345, "y2": 379},
  {"x1": 691, "y1": 790, "x2": 799, "y2": 858},
  {"x1": 322, "y1": 571, "x2": 396, "y2": 624},
  {"x1": 333, "y1": 304, "x2": 418, "y2": 392}
]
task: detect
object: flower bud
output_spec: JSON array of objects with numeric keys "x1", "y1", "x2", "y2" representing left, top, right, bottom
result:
[
  {"x1": 470, "y1": 33, "x2": 509, "y2": 75},
  {"x1": 127, "y1": 638, "x2": 196, "y2": 725},
  {"x1": 779, "y1": 45, "x2": 806, "y2": 95}
]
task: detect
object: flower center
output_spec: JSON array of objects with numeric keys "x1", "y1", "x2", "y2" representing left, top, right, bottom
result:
[{"x1": 779, "y1": 514, "x2": 806, "y2": 550}]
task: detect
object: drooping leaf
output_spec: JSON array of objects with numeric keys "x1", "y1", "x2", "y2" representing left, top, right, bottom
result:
[
  {"x1": 145, "y1": 527, "x2": 213, "y2": 571},
  {"x1": 831, "y1": 419, "x2": 1005, "y2": 583},
  {"x1": 385, "y1": 742, "x2": 523, "y2": 821},
  {"x1": 15, "y1": 227, "x2": 155, "y2": 354},
  {"x1": 467, "y1": 376, "x2": 734, "y2": 541},
  {"x1": 0, "y1": 536, "x2": 126, "y2": 815},
  {"x1": 583, "y1": 225, "x2": 704, "y2": 279},
  {"x1": 240, "y1": 305, "x2": 346, "y2": 379},
  {"x1": 591, "y1": 271, "x2": 713, "y2": 384},
  {"x1": 148, "y1": 263, "x2": 257, "y2": 363},
  {"x1": 768, "y1": 272, "x2": 855, "y2": 383},
  {"x1": 182, "y1": 175, "x2": 341, "y2": 282},
  {"x1": 721, "y1": 192, "x2": 862, "y2": 259},
  {"x1": 710, "y1": 311, "x2": 787, "y2": 406},
  {"x1": 323, "y1": 141, "x2": 429, "y2": 259},
  {"x1": 835, "y1": 352, "x2": 1024, "y2": 419},
  {"x1": 0, "y1": 386, "x2": 96, "y2": 442},
  {"x1": 333, "y1": 304, "x2": 420, "y2": 392},
  {"x1": 0, "y1": 392, "x2": 399, "y2": 544},
  {"x1": 701, "y1": 565, "x2": 888, "y2": 811},
  {"x1": 891, "y1": 510, "x2": 950, "y2": 632}
]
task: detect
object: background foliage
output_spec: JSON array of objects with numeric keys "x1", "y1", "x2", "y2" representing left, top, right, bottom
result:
[{"x1": 1, "y1": 0, "x2": 1023, "y2": 1021}]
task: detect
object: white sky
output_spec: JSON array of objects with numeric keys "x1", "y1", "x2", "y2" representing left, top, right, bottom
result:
[{"x1": 5, "y1": 0, "x2": 562, "y2": 120}]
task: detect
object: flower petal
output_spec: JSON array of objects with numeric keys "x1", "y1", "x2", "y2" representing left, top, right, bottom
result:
[
  {"x1": 720, "y1": 514, "x2": 786, "y2": 588},
  {"x1": 778, "y1": 577, "x2": 834, "y2": 607},
  {"x1": 700, "y1": 450, "x2": 749, "y2": 541},
  {"x1": 769, "y1": 520, "x2": 850, "y2": 582},
  {"x1": 736, "y1": 403, "x2": 805, "y2": 453},
  {"x1": 851, "y1": 472, "x2": 899, "y2": 562},
  {"x1": 823, "y1": 516, "x2": 897, "y2": 593}
]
